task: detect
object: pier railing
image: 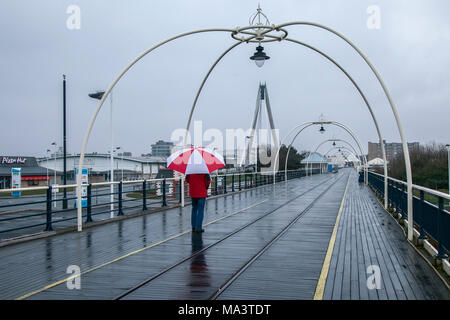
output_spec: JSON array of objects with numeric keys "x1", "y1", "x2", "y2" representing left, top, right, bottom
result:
[
  {"x1": 0, "y1": 168, "x2": 320, "y2": 240},
  {"x1": 368, "y1": 171, "x2": 449, "y2": 259}
]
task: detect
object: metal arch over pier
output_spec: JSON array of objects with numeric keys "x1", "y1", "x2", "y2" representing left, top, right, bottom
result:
[
  {"x1": 276, "y1": 121, "x2": 368, "y2": 184},
  {"x1": 305, "y1": 139, "x2": 367, "y2": 176},
  {"x1": 76, "y1": 7, "x2": 412, "y2": 240}
]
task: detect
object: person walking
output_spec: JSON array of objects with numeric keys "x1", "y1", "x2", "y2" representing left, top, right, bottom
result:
[{"x1": 186, "y1": 173, "x2": 210, "y2": 233}]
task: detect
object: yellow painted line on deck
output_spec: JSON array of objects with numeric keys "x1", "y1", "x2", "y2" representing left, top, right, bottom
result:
[
  {"x1": 313, "y1": 172, "x2": 351, "y2": 300},
  {"x1": 15, "y1": 199, "x2": 268, "y2": 300}
]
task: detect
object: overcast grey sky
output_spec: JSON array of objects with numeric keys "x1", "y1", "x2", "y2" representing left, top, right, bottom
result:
[{"x1": 1, "y1": 0, "x2": 449, "y2": 157}]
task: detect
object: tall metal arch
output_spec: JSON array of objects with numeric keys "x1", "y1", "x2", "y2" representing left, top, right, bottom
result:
[
  {"x1": 77, "y1": 10, "x2": 412, "y2": 240},
  {"x1": 184, "y1": 33, "x2": 389, "y2": 209},
  {"x1": 278, "y1": 121, "x2": 367, "y2": 185}
]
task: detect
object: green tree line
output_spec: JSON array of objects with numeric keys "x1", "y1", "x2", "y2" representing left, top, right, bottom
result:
[
  {"x1": 257, "y1": 144, "x2": 307, "y2": 171},
  {"x1": 384, "y1": 142, "x2": 448, "y2": 191}
]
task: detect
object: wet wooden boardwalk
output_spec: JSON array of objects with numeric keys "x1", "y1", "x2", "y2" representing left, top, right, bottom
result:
[
  {"x1": 0, "y1": 169, "x2": 448, "y2": 300},
  {"x1": 322, "y1": 177, "x2": 449, "y2": 300}
]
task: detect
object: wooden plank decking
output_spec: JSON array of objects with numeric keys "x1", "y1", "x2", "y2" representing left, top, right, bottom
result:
[{"x1": 0, "y1": 169, "x2": 448, "y2": 300}]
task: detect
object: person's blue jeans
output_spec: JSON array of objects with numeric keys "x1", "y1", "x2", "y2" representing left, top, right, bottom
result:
[{"x1": 191, "y1": 197, "x2": 206, "y2": 230}]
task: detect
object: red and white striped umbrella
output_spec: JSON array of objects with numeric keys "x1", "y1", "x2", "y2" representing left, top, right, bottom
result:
[{"x1": 166, "y1": 146, "x2": 225, "y2": 175}]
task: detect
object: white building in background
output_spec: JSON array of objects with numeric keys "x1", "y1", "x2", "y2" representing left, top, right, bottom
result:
[{"x1": 38, "y1": 153, "x2": 166, "y2": 183}]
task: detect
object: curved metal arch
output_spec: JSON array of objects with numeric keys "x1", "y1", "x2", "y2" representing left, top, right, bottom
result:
[
  {"x1": 275, "y1": 21, "x2": 413, "y2": 240},
  {"x1": 77, "y1": 20, "x2": 412, "y2": 240},
  {"x1": 75, "y1": 27, "x2": 258, "y2": 231},
  {"x1": 306, "y1": 139, "x2": 365, "y2": 176},
  {"x1": 315, "y1": 139, "x2": 361, "y2": 163},
  {"x1": 183, "y1": 40, "x2": 244, "y2": 145},
  {"x1": 325, "y1": 147, "x2": 361, "y2": 170},
  {"x1": 183, "y1": 34, "x2": 388, "y2": 208},
  {"x1": 325, "y1": 146, "x2": 356, "y2": 157},
  {"x1": 325, "y1": 147, "x2": 360, "y2": 166},
  {"x1": 281, "y1": 121, "x2": 367, "y2": 184}
]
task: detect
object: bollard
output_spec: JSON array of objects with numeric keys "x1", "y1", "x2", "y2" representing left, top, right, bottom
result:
[
  {"x1": 143, "y1": 180, "x2": 148, "y2": 211},
  {"x1": 45, "y1": 186, "x2": 53, "y2": 231},
  {"x1": 85, "y1": 184, "x2": 93, "y2": 223},
  {"x1": 238, "y1": 174, "x2": 241, "y2": 191},
  {"x1": 436, "y1": 197, "x2": 449, "y2": 260},
  {"x1": 232, "y1": 174, "x2": 235, "y2": 192},
  {"x1": 162, "y1": 179, "x2": 168, "y2": 207},
  {"x1": 118, "y1": 181, "x2": 124, "y2": 216}
]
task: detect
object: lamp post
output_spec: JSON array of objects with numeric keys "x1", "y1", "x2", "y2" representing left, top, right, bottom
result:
[
  {"x1": 89, "y1": 90, "x2": 115, "y2": 218},
  {"x1": 62, "y1": 75, "x2": 68, "y2": 209}
]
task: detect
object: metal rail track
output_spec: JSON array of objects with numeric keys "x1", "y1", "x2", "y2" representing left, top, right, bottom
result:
[
  {"x1": 114, "y1": 172, "x2": 346, "y2": 300},
  {"x1": 210, "y1": 170, "x2": 349, "y2": 299}
]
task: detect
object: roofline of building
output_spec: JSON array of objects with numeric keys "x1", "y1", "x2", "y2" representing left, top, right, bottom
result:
[{"x1": 36, "y1": 154, "x2": 166, "y2": 164}]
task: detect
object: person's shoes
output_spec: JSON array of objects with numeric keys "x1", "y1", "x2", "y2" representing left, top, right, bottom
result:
[{"x1": 194, "y1": 228, "x2": 205, "y2": 233}]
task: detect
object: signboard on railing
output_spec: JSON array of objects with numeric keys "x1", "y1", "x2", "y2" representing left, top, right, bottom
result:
[
  {"x1": 156, "y1": 181, "x2": 173, "y2": 196},
  {"x1": 75, "y1": 168, "x2": 88, "y2": 208},
  {"x1": 11, "y1": 168, "x2": 21, "y2": 197}
]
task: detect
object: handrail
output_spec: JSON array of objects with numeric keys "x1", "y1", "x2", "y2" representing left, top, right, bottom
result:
[
  {"x1": 369, "y1": 171, "x2": 450, "y2": 201},
  {"x1": 0, "y1": 169, "x2": 307, "y2": 193},
  {"x1": 0, "y1": 168, "x2": 315, "y2": 239}
]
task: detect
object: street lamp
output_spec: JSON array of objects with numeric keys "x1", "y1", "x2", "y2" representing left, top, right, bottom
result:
[
  {"x1": 89, "y1": 90, "x2": 115, "y2": 218},
  {"x1": 319, "y1": 125, "x2": 325, "y2": 134},
  {"x1": 250, "y1": 45, "x2": 270, "y2": 68}
]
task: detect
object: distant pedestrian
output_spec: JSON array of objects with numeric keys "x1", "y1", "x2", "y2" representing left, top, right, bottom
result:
[{"x1": 186, "y1": 174, "x2": 210, "y2": 233}]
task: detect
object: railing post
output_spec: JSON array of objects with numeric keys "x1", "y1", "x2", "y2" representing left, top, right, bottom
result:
[
  {"x1": 85, "y1": 184, "x2": 93, "y2": 223},
  {"x1": 162, "y1": 179, "x2": 168, "y2": 207},
  {"x1": 388, "y1": 178, "x2": 393, "y2": 209},
  {"x1": 224, "y1": 176, "x2": 227, "y2": 194},
  {"x1": 118, "y1": 181, "x2": 124, "y2": 216},
  {"x1": 214, "y1": 176, "x2": 218, "y2": 195},
  {"x1": 232, "y1": 174, "x2": 235, "y2": 192},
  {"x1": 238, "y1": 174, "x2": 241, "y2": 191},
  {"x1": 45, "y1": 186, "x2": 53, "y2": 231},
  {"x1": 143, "y1": 180, "x2": 148, "y2": 211},
  {"x1": 436, "y1": 197, "x2": 449, "y2": 260},
  {"x1": 400, "y1": 184, "x2": 407, "y2": 221},
  {"x1": 417, "y1": 190, "x2": 427, "y2": 241},
  {"x1": 181, "y1": 177, "x2": 185, "y2": 208}
]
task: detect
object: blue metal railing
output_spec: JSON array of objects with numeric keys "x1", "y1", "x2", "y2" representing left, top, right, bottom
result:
[{"x1": 368, "y1": 171, "x2": 449, "y2": 259}]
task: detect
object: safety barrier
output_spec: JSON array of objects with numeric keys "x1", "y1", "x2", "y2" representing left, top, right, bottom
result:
[
  {"x1": 0, "y1": 168, "x2": 321, "y2": 239},
  {"x1": 368, "y1": 171, "x2": 449, "y2": 259}
]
